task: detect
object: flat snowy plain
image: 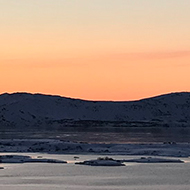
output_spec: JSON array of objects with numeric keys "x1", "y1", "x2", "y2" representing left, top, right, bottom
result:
[{"x1": 0, "y1": 153, "x2": 190, "y2": 190}]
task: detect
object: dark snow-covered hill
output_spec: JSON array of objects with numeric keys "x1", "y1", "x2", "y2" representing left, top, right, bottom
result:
[{"x1": 0, "y1": 92, "x2": 190, "y2": 129}]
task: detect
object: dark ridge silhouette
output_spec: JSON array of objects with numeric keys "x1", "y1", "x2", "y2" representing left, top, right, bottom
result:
[{"x1": 0, "y1": 92, "x2": 190, "y2": 129}]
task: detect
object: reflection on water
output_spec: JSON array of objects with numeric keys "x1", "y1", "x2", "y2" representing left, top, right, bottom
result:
[
  {"x1": 0, "y1": 154, "x2": 190, "y2": 190},
  {"x1": 0, "y1": 127, "x2": 190, "y2": 143}
]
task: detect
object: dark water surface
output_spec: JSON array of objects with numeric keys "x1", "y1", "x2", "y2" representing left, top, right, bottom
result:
[{"x1": 0, "y1": 127, "x2": 190, "y2": 143}]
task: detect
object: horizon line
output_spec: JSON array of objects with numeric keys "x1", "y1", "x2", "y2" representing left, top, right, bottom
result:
[{"x1": 0, "y1": 91, "x2": 189, "y2": 102}]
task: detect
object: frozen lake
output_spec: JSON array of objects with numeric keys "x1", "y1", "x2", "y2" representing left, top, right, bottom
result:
[{"x1": 0, "y1": 153, "x2": 190, "y2": 190}]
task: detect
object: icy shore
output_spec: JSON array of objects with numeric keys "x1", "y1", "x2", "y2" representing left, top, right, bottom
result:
[{"x1": 0, "y1": 139, "x2": 190, "y2": 157}]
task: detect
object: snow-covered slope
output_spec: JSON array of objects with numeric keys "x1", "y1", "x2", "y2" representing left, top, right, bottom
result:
[{"x1": 0, "y1": 92, "x2": 190, "y2": 129}]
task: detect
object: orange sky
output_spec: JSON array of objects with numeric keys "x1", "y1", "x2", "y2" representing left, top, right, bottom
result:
[{"x1": 1, "y1": 1, "x2": 190, "y2": 101}]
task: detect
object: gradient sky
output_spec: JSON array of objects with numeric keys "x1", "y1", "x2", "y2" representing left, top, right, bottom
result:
[{"x1": 1, "y1": 0, "x2": 190, "y2": 100}]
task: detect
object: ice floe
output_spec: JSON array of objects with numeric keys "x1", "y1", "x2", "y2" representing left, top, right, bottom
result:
[{"x1": 0, "y1": 154, "x2": 67, "y2": 164}]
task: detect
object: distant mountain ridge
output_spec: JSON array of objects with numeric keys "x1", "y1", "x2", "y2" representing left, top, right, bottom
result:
[{"x1": 0, "y1": 92, "x2": 190, "y2": 129}]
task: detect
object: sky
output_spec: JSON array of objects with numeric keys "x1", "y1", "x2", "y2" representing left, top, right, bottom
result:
[{"x1": 1, "y1": 0, "x2": 190, "y2": 101}]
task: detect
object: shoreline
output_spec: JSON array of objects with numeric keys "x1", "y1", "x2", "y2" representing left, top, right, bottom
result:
[{"x1": 0, "y1": 139, "x2": 189, "y2": 158}]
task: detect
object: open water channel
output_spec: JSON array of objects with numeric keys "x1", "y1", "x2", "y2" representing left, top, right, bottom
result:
[{"x1": 0, "y1": 127, "x2": 190, "y2": 143}]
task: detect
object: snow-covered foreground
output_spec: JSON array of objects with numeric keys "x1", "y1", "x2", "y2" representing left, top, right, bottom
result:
[
  {"x1": 0, "y1": 139, "x2": 190, "y2": 157},
  {"x1": 0, "y1": 153, "x2": 190, "y2": 190}
]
